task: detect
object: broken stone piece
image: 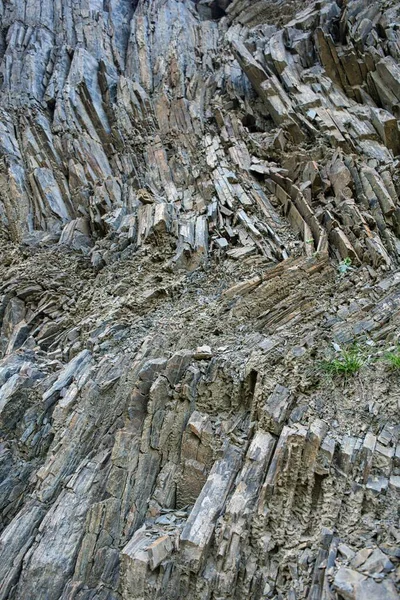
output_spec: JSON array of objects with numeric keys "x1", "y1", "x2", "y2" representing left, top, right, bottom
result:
[
  {"x1": 333, "y1": 567, "x2": 366, "y2": 599},
  {"x1": 193, "y1": 345, "x2": 213, "y2": 360}
]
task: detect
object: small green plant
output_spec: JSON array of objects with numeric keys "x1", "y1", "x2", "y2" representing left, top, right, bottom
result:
[
  {"x1": 338, "y1": 257, "x2": 355, "y2": 276},
  {"x1": 320, "y1": 345, "x2": 365, "y2": 376},
  {"x1": 385, "y1": 350, "x2": 400, "y2": 370}
]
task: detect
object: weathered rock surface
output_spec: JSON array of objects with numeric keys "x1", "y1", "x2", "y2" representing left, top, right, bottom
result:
[{"x1": 0, "y1": 0, "x2": 399, "y2": 599}]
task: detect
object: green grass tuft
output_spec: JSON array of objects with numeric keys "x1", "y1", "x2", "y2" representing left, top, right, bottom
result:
[
  {"x1": 320, "y1": 346, "x2": 365, "y2": 376},
  {"x1": 385, "y1": 350, "x2": 400, "y2": 370}
]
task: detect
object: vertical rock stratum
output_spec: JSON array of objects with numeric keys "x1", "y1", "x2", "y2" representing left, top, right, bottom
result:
[{"x1": 0, "y1": 0, "x2": 399, "y2": 598}]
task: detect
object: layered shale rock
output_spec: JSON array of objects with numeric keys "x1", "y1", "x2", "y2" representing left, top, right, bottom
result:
[{"x1": 0, "y1": 0, "x2": 399, "y2": 599}]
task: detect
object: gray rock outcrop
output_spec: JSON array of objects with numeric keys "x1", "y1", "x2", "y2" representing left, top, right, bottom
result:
[{"x1": 0, "y1": 0, "x2": 399, "y2": 599}]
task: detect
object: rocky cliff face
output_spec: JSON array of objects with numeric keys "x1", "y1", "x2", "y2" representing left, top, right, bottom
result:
[{"x1": 0, "y1": 0, "x2": 399, "y2": 598}]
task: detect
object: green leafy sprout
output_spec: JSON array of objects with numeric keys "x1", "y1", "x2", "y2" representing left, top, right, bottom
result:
[{"x1": 338, "y1": 257, "x2": 355, "y2": 276}]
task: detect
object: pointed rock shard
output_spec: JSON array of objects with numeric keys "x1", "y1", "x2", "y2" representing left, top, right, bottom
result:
[{"x1": 180, "y1": 444, "x2": 242, "y2": 572}]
